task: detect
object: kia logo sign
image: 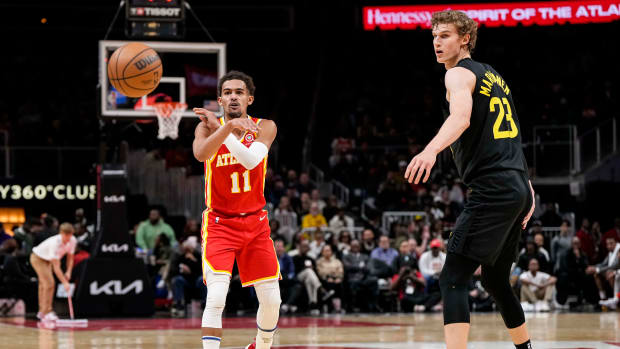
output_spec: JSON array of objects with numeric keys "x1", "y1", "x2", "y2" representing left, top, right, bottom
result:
[
  {"x1": 101, "y1": 244, "x2": 129, "y2": 253},
  {"x1": 90, "y1": 280, "x2": 143, "y2": 296},
  {"x1": 104, "y1": 195, "x2": 125, "y2": 203}
]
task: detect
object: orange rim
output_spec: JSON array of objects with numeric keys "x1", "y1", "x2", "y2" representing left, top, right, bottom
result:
[{"x1": 153, "y1": 102, "x2": 187, "y2": 117}]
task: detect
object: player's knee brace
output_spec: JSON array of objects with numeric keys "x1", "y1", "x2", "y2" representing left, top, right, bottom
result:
[
  {"x1": 202, "y1": 271, "x2": 230, "y2": 329},
  {"x1": 481, "y1": 272, "x2": 524, "y2": 328},
  {"x1": 254, "y1": 280, "x2": 281, "y2": 331}
]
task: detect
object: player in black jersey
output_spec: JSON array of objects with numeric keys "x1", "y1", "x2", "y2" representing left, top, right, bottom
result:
[{"x1": 405, "y1": 10, "x2": 536, "y2": 349}]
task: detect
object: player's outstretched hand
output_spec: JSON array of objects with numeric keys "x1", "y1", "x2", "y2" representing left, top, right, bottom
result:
[
  {"x1": 193, "y1": 108, "x2": 220, "y2": 130},
  {"x1": 228, "y1": 117, "x2": 260, "y2": 134},
  {"x1": 404, "y1": 149, "x2": 437, "y2": 184},
  {"x1": 521, "y1": 180, "x2": 536, "y2": 229}
]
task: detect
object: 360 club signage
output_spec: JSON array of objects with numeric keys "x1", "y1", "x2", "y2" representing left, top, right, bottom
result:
[
  {"x1": 0, "y1": 184, "x2": 96, "y2": 201},
  {"x1": 363, "y1": 0, "x2": 620, "y2": 30}
]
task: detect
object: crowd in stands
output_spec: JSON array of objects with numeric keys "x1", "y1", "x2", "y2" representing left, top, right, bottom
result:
[
  {"x1": 263, "y1": 167, "x2": 620, "y2": 314},
  {"x1": 311, "y1": 50, "x2": 619, "y2": 313},
  {"x1": 512, "y1": 218, "x2": 620, "y2": 311},
  {"x1": 1, "y1": 169, "x2": 619, "y2": 317}
]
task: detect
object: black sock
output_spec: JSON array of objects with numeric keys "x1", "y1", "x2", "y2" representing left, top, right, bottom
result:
[{"x1": 515, "y1": 339, "x2": 531, "y2": 349}]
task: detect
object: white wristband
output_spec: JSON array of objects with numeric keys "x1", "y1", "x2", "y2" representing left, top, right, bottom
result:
[{"x1": 223, "y1": 134, "x2": 268, "y2": 169}]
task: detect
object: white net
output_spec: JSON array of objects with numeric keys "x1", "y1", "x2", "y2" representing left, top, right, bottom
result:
[{"x1": 153, "y1": 102, "x2": 187, "y2": 140}]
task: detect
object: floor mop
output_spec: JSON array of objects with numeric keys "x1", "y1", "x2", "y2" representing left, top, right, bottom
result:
[{"x1": 56, "y1": 297, "x2": 88, "y2": 327}]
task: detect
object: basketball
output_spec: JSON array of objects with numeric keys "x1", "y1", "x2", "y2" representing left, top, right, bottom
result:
[{"x1": 107, "y1": 42, "x2": 162, "y2": 98}]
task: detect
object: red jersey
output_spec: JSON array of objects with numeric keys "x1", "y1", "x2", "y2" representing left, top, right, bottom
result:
[{"x1": 204, "y1": 116, "x2": 267, "y2": 216}]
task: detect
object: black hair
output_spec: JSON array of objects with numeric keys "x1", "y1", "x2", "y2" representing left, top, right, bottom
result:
[
  {"x1": 217, "y1": 70, "x2": 255, "y2": 97},
  {"x1": 321, "y1": 244, "x2": 333, "y2": 253},
  {"x1": 157, "y1": 233, "x2": 170, "y2": 247},
  {"x1": 2, "y1": 239, "x2": 18, "y2": 254},
  {"x1": 43, "y1": 215, "x2": 55, "y2": 228}
]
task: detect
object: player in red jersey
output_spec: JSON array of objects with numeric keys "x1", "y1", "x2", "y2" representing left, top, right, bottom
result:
[{"x1": 193, "y1": 71, "x2": 280, "y2": 349}]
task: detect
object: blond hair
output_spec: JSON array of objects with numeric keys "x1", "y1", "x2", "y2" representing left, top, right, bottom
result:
[
  {"x1": 59, "y1": 222, "x2": 75, "y2": 234},
  {"x1": 431, "y1": 10, "x2": 478, "y2": 54}
]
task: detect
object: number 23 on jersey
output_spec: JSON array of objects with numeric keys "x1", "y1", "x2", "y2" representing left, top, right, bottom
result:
[{"x1": 490, "y1": 96, "x2": 518, "y2": 139}]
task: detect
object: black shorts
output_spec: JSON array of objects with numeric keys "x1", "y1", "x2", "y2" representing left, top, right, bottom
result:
[{"x1": 447, "y1": 170, "x2": 532, "y2": 265}]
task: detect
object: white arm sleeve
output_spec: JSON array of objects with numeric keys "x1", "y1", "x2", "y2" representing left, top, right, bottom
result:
[{"x1": 223, "y1": 134, "x2": 268, "y2": 169}]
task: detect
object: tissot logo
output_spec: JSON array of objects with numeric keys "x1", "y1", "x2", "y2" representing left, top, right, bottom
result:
[
  {"x1": 101, "y1": 244, "x2": 129, "y2": 253},
  {"x1": 90, "y1": 280, "x2": 143, "y2": 296},
  {"x1": 130, "y1": 7, "x2": 182, "y2": 17},
  {"x1": 104, "y1": 195, "x2": 125, "y2": 203}
]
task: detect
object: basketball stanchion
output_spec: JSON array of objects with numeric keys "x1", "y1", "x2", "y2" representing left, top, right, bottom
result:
[
  {"x1": 153, "y1": 101, "x2": 187, "y2": 139},
  {"x1": 56, "y1": 296, "x2": 88, "y2": 327}
]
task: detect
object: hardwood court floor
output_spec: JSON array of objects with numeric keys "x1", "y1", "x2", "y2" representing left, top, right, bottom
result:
[{"x1": 1, "y1": 312, "x2": 619, "y2": 348}]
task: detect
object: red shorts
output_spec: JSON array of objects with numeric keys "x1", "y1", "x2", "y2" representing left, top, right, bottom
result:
[{"x1": 201, "y1": 209, "x2": 280, "y2": 287}]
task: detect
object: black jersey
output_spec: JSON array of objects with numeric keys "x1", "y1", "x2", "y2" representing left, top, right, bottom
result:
[{"x1": 446, "y1": 58, "x2": 528, "y2": 185}]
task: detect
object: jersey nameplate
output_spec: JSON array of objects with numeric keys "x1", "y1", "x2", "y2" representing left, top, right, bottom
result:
[{"x1": 479, "y1": 70, "x2": 510, "y2": 97}]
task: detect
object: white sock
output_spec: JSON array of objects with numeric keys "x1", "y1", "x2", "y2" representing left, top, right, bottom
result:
[
  {"x1": 600, "y1": 290, "x2": 607, "y2": 299},
  {"x1": 202, "y1": 336, "x2": 221, "y2": 349},
  {"x1": 256, "y1": 328, "x2": 275, "y2": 349}
]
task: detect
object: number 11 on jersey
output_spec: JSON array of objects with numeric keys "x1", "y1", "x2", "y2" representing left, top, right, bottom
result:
[{"x1": 231, "y1": 170, "x2": 251, "y2": 193}]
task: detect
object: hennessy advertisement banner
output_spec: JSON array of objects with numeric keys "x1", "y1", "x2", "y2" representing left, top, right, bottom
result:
[{"x1": 363, "y1": 1, "x2": 620, "y2": 30}]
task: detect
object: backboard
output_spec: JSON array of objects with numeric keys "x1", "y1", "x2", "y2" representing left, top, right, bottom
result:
[{"x1": 98, "y1": 40, "x2": 226, "y2": 119}]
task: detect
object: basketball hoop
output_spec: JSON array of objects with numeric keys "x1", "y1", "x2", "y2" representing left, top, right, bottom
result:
[{"x1": 153, "y1": 102, "x2": 187, "y2": 140}]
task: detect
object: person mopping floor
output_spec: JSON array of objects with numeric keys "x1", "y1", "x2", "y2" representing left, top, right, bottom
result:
[{"x1": 30, "y1": 222, "x2": 76, "y2": 322}]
